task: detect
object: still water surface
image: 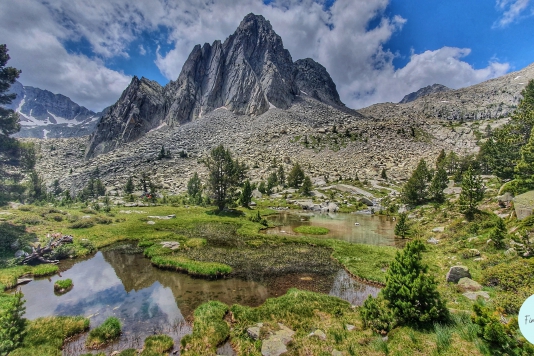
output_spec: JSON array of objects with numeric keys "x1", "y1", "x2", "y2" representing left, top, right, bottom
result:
[{"x1": 16, "y1": 241, "x2": 380, "y2": 355}]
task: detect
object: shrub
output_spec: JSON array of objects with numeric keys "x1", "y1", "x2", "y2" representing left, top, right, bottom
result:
[
  {"x1": 481, "y1": 259, "x2": 534, "y2": 290},
  {"x1": 86, "y1": 317, "x2": 121, "y2": 348},
  {"x1": 0, "y1": 292, "x2": 26, "y2": 354},
  {"x1": 69, "y1": 219, "x2": 95, "y2": 229},
  {"x1": 360, "y1": 295, "x2": 395, "y2": 334}
]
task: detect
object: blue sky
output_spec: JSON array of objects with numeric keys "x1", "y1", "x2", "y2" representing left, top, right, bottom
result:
[{"x1": 0, "y1": 0, "x2": 532, "y2": 111}]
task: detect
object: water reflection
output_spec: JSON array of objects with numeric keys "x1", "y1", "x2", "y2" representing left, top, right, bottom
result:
[
  {"x1": 266, "y1": 212, "x2": 399, "y2": 246},
  {"x1": 15, "y1": 245, "x2": 380, "y2": 355}
]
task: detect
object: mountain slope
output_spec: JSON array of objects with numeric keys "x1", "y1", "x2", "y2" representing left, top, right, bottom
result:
[
  {"x1": 399, "y1": 84, "x2": 450, "y2": 104},
  {"x1": 85, "y1": 13, "x2": 347, "y2": 159},
  {"x1": 6, "y1": 81, "x2": 105, "y2": 139}
]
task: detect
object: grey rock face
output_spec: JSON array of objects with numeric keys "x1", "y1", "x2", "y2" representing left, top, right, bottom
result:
[
  {"x1": 85, "y1": 13, "x2": 345, "y2": 158},
  {"x1": 294, "y1": 58, "x2": 344, "y2": 108},
  {"x1": 85, "y1": 76, "x2": 166, "y2": 158},
  {"x1": 6, "y1": 81, "x2": 104, "y2": 139},
  {"x1": 399, "y1": 84, "x2": 450, "y2": 104}
]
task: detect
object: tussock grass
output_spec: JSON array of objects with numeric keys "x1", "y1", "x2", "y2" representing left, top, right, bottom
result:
[
  {"x1": 143, "y1": 334, "x2": 174, "y2": 354},
  {"x1": 11, "y1": 316, "x2": 89, "y2": 356},
  {"x1": 151, "y1": 255, "x2": 232, "y2": 277},
  {"x1": 181, "y1": 301, "x2": 229, "y2": 355},
  {"x1": 53, "y1": 278, "x2": 73, "y2": 294},
  {"x1": 86, "y1": 316, "x2": 122, "y2": 349},
  {"x1": 293, "y1": 225, "x2": 330, "y2": 235},
  {"x1": 0, "y1": 264, "x2": 58, "y2": 291}
]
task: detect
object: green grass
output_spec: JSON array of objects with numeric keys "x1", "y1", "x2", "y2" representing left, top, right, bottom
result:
[
  {"x1": 0, "y1": 264, "x2": 58, "y2": 291},
  {"x1": 32, "y1": 264, "x2": 59, "y2": 277},
  {"x1": 86, "y1": 316, "x2": 122, "y2": 349},
  {"x1": 181, "y1": 301, "x2": 229, "y2": 355},
  {"x1": 151, "y1": 255, "x2": 232, "y2": 277},
  {"x1": 53, "y1": 278, "x2": 73, "y2": 294},
  {"x1": 142, "y1": 334, "x2": 174, "y2": 354},
  {"x1": 11, "y1": 316, "x2": 89, "y2": 356},
  {"x1": 293, "y1": 225, "x2": 330, "y2": 235}
]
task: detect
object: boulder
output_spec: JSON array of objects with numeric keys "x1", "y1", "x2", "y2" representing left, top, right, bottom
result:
[
  {"x1": 457, "y1": 277, "x2": 482, "y2": 292},
  {"x1": 247, "y1": 323, "x2": 263, "y2": 340},
  {"x1": 446, "y1": 266, "x2": 471, "y2": 283},
  {"x1": 359, "y1": 197, "x2": 374, "y2": 206},
  {"x1": 252, "y1": 189, "x2": 263, "y2": 199},
  {"x1": 147, "y1": 221, "x2": 156, "y2": 225},
  {"x1": 261, "y1": 323, "x2": 295, "y2": 356},
  {"x1": 14, "y1": 250, "x2": 26, "y2": 258},
  {"x1": 427, "y1": 237, "x2": 440, "y2": 245},
  {"x1": 160, "y1": 241, "x2": 180, "y2": 250},
  {"x1": 463, "y1": 291, "x2": 490, "y2": 301}
]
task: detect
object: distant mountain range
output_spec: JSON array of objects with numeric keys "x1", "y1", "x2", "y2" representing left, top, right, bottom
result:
[{"x1": 5, "y1": 81, "x2": 107, "y2": 139}]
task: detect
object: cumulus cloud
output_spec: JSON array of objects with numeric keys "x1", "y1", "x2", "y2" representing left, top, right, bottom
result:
[
  {"x1": 0, "y1": 0, "x2": 132, "y2": 111},
  {"x1": 494, "y1": 0, "x2": 531, "y2": 27},
  {"x1": 0, "y1": 0, "x2": 512, "y2": 110}
]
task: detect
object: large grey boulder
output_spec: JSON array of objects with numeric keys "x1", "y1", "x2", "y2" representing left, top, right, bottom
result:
[
  {"x1": 261, "y1": 323, "x2": 295, "y2": 356},
  {"x1": 457, "y1": 277, "x2": 482, "y2": 292},
  {"x1": 446, "y1": 266, "x2": 471, "y2": 283}
]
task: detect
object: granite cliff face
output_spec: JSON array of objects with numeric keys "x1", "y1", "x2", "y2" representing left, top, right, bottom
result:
[
  {"x1": 6, "y1": 81, "x2": 104, "y2": 139},
  {"x1": 85, "y1": 13, "x2": 344, "y2": 158}
]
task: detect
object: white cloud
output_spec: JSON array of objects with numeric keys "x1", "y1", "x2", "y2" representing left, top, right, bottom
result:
[
  {"x1": 0, "y1": 0, "x2": 131, "y2": 111},
  {"x1": 494, "y1": 0, "x2": 531, "y2": 27},
  {"x1": 0, "y1": 0, "x2": 512, "y2": 110},
  {"x1": 139, "y1": 45, "x2": 147, "y2": 56}
]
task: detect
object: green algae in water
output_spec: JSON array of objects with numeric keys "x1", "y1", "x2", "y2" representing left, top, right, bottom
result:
[{"x1": 293, "y1": 225, "x2": 330, "y2": 235}]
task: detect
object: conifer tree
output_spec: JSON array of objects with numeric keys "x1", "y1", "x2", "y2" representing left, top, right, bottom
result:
[
  {"x1": 124, "y1": 177, "x2": 134, "y2": 194},
  {"x1": 458, "y1": 166, "x2": 484, "y2": 219},
  {"x1": 240, "y1": 179, "x2": 252, "y2": 208},
  {"x1": 394, "y1": 212, "x2": 409, "y2": 238},
  {"x1": 287, "y1": 163, "x2": 305, "y2": 188},
  {"x1": 0, "y1": 45, "x2": 22, "y2": 204},
  {"x1": 0, "y1": 291, "x2": 26, "y2": 354},
  {"x1": 381, "y1": 168, "x2": 387, "y2": 180},
  {"x1": 435, "y1": 149, "x2": 447, "y2": 170},
  {"x1": 429, "y1": 167, "x2": 448, "y2": 203},
  {"x1": 382, "y1": 240, "x2": 448, "y2": 325},
  {"x1": 187, "y1": 172, "x2": 202, "y2": 205},
  {"x1": 277, "y1": 165, "x2": 285, "y2": 187},
  {"x1": 300, "y1": 175, "x2": 313, "y2": 196},
  {"x1": 266, "y1": 171, "x2": 278, "y2": 195},
  {"x1": 401, "y1": 159, "x2": 431, "y2": 206},
  {"x1": 514, "y1": 125, "x2": 534, "y2": 194},
  {"x1": 490, "y1": 217, "x2": 507, "y2": 249}
]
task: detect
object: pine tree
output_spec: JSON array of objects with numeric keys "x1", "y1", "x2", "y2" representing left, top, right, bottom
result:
[
  {"x1": 187, "y1": 172, "x2": 202, "y2": 205},
  {"x1": 428, "y1": 167, "x2": 448, "y2": 203},
  {"x1": 401, "y1": 159, "x2": 431, "y2": 206},
  {"x1": 436, "y1": 149, "x2": 447, "y2": 170},
  {"x1": 240, "y1": 179, "x2": 252, "y2": 208},
  {"x1": 300, "y1": 175, "x2": 313, "y2": 196},
  {"x1": 381, "y1": 168, "x2": 387, "y2": 181},
  {"x1": 0, "y1": 291, "x2": 26, "y2": 354},
  {"x1": 124, "y1": 177, "x2": 134, "y2": 194},
  {"x1": 27, "y1": 170, "x2": 45, "y2": 202},
  {"x1": 287, "y1": 163, "x2": 305, "y2": 188},
  {"x1": 382, "y1": 240, "x2": 448, "y2": 325},
  {"x1": 277, "y1": 165, "x2": 285, "y2": 187},
  {"x1": 394, "y1": 212, "x2": 409, "y2": 238},
  {"x1": 205, "y1": 145, "x2": 246, "y2": 211},
  {"x1": 514, "y1": 125, "x2": 534, "y2": 194},
  {"x1": 490, "y1": 217, "x2": 507, "y2": 249},
  {"x1": 0, "y1": 45, "x2": 22, "y2": 204},
  {"x1": 458, "y1": 166, "x2": 484, "y2": 219},
  {"x1": 140, "y1": 172, "x2": 150, "y2": 194},
  {"x1": 266, "y1": 171, "x2": 278, "y2": 195}
]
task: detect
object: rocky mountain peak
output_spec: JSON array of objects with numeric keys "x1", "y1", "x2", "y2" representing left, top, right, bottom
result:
[
  {"x1": 85, "y1": 13, "x2": 345, "y2": 159},
  {"x1": 399, "y1": 84, "x2": 450, "y2": 104}
]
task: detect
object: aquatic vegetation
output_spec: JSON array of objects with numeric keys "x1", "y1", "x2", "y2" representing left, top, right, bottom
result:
[
  {"x1": 181, "y1": 301, "x2": 229, "y2": 355},
  {"x1": 10, "y1": 316, "x2": 89, "y2": 356},
  {"x1": 86, "y1": 316, "x2": 122, "y2": 349},
  {"x1": 143, "y1": 334, "x2": 174, "y2": 354},
  {"x1": 151, "y1": 255, "x2": 232, "y2": 277},
  {"x1": 293, "y1": 225, "x2": 330, "y2": 235},
  {"x1": 53, "y1": 278, "x2": 73, "y2": 294}
]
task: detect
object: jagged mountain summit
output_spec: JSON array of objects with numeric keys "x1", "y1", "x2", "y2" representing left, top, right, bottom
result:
[
  {"x1": 399, "y1": 84, "x2": 450, "y2": 104},
  {"x1": 85, "y1": 13, "x2": 347, "y2": 158},
  {"x1": 6, "y1": 81, "x2": 106, "y2": 139}
]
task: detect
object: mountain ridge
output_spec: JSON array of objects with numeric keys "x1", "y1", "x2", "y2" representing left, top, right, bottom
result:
[{"x1": 85, "y1": 13, "x2": 347, "y2": 159}]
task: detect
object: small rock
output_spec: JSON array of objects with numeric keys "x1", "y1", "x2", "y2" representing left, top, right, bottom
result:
[
  {"x1": 427, "y1": 237, "x2": 440, "y2": 245},
  {"x1": 463, "y1": 291, "x2": 490, "y2": 301},
  {"x1": 308, "y1": 329, "x2": 326, "y2": 340},
  {"x1": 14, "y1": 250, "x2": 26, "y2": 258},
  {"x1": 111, "y1": 352, "x2": 120, "y2": 356},
  {"x1": 432, "y1": 227, "x2": 445, "y2": 233},
  {"x1": 147, "y1": 221, "x2": 155, "y2": 225},
  {"x1": 247, "y1": 323, "x2": 263, "y2": 340},
  {"x1": 446, "y1": 266, "x2": 471, "y2": 283},
  {"x1": 332, "y1": 350, "x2": 343, "y2": 356},
  {"x1": 504, "y1": 248, "x2": 517, "y2": 257},
  {"x1": 160, "y1": 241, "x2": 180, "y2": 250},
  {"x1": 261, "y1": 324, "x2": 295, "y2": 356},
  {"x1": 16, "y1": 278, "x2": 32, "y2": 285},
  {"x1": 457, "y1": 277, "x2": 482, "y2": 292},
  {"x1": 345, "y1": 324, "x2": 355, "y2": 331}
]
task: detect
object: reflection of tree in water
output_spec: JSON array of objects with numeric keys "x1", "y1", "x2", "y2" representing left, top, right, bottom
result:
[
  {"x1": 102, "y1": 247, "x2": 156, "y2": 292},
  {"x1": 329, "y1": 270, "x2": 380, "y2": 306}
]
